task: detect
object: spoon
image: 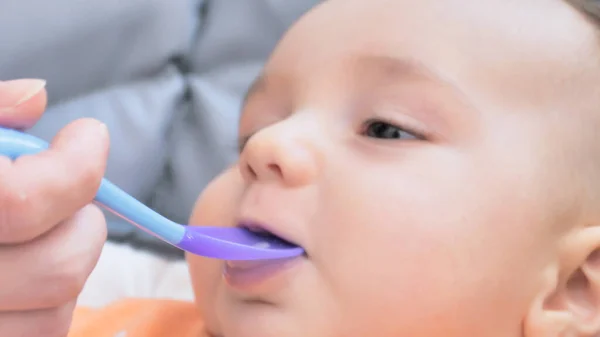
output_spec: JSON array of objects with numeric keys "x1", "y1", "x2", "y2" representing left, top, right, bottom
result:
[{"x1": 0, "y1": 126, "x2": 304, "y2": 261}]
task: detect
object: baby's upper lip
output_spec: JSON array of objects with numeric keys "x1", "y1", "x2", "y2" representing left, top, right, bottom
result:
[{"x1": 237, "y1": 217, "x2": 305, "y2": 253}]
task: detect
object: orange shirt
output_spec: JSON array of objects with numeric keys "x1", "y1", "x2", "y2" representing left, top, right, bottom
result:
[{"x1": 68, "y1": 299, "x2": 206, "y2": 337}]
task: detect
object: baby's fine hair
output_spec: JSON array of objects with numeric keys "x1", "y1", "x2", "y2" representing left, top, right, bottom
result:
[{"x1": 568, "y1": 0, "x2": 600, "y2": 25}]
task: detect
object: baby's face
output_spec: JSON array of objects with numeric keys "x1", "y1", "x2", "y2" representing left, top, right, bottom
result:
[{"x1": 187, "y1": 0, "x2": 600, "y2": 336}]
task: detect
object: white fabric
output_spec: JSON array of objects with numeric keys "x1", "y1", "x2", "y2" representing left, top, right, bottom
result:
[{"x1": 77, "y1": 242, "x2": 194, "y2": 308}]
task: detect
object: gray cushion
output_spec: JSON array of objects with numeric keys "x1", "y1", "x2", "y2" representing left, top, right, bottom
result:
[{"x1": 0, "y1": 0, "x2": 320, "y2": 257}]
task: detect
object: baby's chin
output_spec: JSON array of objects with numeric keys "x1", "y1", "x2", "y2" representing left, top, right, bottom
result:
[{"x1": 187, "y1": 254, "x2": 304, "y2": 337}]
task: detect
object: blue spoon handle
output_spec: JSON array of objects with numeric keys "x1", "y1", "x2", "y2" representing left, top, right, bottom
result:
[
  {"x1": 95, "y1": 180, "x2": 185, "y2": 245},
  {"x1": 0, "y1": 127, "x2": 185, "y2": 245},
  {"x1": 0, "y1": 126, "x2": 306, "y2": 260}
]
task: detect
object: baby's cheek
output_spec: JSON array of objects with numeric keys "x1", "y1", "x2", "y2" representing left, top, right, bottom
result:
[
  {"x1": 187, "y1": 253, "x2": 223, "y2": 334},
  {"x1": 186, "y1": 198, "x2": 224, "y2": 333},
  {"x1": 186, "y1": 167, "x2": 244, "y2": 334}
]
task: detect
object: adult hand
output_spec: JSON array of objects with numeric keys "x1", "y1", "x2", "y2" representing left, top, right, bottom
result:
[{"x1": 0, "y1": 79, "x2": 110, "y2": 336}]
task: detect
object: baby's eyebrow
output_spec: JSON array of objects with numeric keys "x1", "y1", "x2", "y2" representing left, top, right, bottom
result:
[
  {"x1": 353, "y1": 54, "x2": 450, "y2": 88},
  {"x1": 354, "y1": 54, "x2": 477, "y2": 138},
  {"x1": 238, "y1": 54, "x2": 475, "y2": 139}
]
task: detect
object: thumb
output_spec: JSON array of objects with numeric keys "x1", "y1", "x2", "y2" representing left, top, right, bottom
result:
[{"x1": 0, "y1": 79, "x2": 47, "y2": 129}]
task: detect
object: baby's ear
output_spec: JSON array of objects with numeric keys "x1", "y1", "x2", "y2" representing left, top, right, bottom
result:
[{"x1": 524, "y1": 226, "x2": 600, "y2": 337}]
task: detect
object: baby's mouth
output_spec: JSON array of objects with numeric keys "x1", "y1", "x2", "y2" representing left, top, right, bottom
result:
[
  {"x1": 238, "y1": 222, "x2": 304, "y2": 254},
  {"x1": 223, "y1": 223, "x2": 306, "y2": 291}
]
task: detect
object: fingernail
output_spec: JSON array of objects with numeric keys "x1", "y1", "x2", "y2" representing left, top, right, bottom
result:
[
  {"x1": 96, "y1": 121, "x2": 109, "y2": 140},
  {"x1": 0, "y1": 79, "x2": 47, "y2": 108},
  {"x1": 71, "y1": 120, "x2": 109, "y2": 150}
]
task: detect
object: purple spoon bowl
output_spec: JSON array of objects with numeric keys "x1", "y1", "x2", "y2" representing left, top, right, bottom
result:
[{"x1": 179, "y1": 226, "x2": 304, "y2": 260}]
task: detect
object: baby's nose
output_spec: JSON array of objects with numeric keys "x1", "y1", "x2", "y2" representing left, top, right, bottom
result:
[{"x1": 239, "y1": 121, "x2": 321, "y2": 187}]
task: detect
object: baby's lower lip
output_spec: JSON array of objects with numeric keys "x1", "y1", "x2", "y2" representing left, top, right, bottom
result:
[{"x1": 223, "y1": 257, "x2": 302, "y2": 292}]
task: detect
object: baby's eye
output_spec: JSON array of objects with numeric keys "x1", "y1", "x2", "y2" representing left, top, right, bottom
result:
[
  {"x1": 237, "y1": 135, "x2": 251, "y2": 153},
  {"x1": 363, "y1": 120, "x2": 420, "y2": 140}
]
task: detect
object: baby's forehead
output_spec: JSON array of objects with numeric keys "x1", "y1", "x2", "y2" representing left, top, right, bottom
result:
[{"x1": 264, "y1": 0, "x2": 600, "y2": 114}]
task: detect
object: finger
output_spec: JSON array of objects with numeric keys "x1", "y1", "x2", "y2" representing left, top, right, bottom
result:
[
  {"x1": 0, "y1": 118, "x2": 109, "y2": 243},
  {"x1": 0, "y1": 79, "x2": 47, "y2": 129},
  {"x1": 0, "y1": 205, "x2": 107, "y2": 311},
  {"x1": 0, "y1": 301, "x2": 76, "y2": 337}
]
